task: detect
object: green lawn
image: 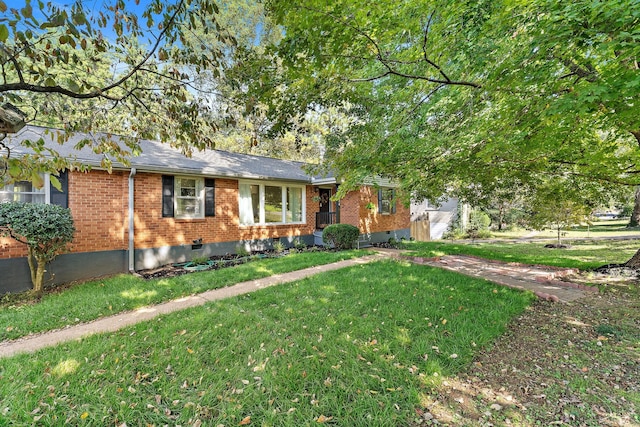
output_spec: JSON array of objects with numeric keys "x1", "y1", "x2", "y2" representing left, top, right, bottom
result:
[
  {"x1": 489, "y1": 219, "x2": 640, "y2": 240},
  {"x1": 0, "y1": 250, "x2": 366, "y2": 341},
  {"x1": 401, "y1": 238, "x2": 639, "y2": 269},
  {"x1": 0, "y1": 260, "x2": 533, "y2": 426}
]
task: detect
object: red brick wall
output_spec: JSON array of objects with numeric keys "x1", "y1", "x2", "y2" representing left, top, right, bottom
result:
[
  {"x1": 0, "y1": 170, "x2": 128, "y2": 258},
  {"x1": 133, "y1": 174, "x2": 317, "y2": 249},
  {"x1": 1, "y1": 173, "x2": 409, "y2": 260},
  {"x1": 70, "y1": 170, "x2": 129, "y2": 252},
  {"x1": 340, "y1": 186, "x2": 410, "y2": 234}
]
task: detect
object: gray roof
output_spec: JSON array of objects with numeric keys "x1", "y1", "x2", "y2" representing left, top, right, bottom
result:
[{"x1": 6, "y1": 126, "x2": 329, "y2": 183}]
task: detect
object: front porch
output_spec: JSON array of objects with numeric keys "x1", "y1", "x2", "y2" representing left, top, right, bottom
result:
[{"x1": 315, "y1": 211, "x2": 338, "y2": 230}]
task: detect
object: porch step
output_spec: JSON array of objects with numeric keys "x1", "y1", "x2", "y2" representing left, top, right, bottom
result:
[
  {"x1": 313, "y1": 231, "x2": 325, "y2": 246},
  {"x1": 357, "y1": 234, "x2": 372, "y2": 249}
]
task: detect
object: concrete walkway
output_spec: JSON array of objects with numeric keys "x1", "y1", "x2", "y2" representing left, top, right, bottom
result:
[
  {"x1": 0, "y1": 249, "x2": 593, "y2": 359},
  {"x1": 400, "y1": 253, "x2": 597, "y2": 302}
]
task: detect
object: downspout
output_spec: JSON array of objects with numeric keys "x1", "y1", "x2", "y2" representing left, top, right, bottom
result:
[{"x1": 128, "y1": 167, "x2": 137, "y2": 273}]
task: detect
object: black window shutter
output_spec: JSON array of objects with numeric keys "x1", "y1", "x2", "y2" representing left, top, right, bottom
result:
[
  {"x1": 162, "y1": 175, "x2": 174, "y2": 217},
  {"x1": 377, "y1": 189, "x2": 383, "y2": 213},
  {"x1": 391, "y1": 189, "x2": 397, "y2": 214},
  {"x1": 204, "y1": 178, "x2": 215, "y2": 217},
  {"x1": 50, "y1": 170, "x2": 68, "y2": 208}
]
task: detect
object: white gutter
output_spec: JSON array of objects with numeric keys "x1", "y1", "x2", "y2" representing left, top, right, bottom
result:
[{"x1": 128, "y1": 167, "x2": 137, "y2": 273}]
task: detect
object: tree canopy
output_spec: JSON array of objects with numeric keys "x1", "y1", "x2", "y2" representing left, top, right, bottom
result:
[
  {"x1": 2, "y1": 0, "x2": 638, "y2": 207},
  {"x1": 0, "y1": 0, "x2": 230, "y2": 181},
  {"x1": 259, "y1": 0, "x2": 640, "y2": 204}
]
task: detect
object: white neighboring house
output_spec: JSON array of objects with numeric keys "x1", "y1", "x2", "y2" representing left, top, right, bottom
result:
[{"x1": 411, "y1": 198, "x2": 463, "y2": 240}]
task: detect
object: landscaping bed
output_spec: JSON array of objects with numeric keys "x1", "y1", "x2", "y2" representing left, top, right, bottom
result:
[{"x1": 137, "y1": 246, "x2": 329, "y2": 279}]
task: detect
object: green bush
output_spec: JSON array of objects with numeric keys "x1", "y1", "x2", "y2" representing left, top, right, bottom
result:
[
  {"x1": 618, "y1": 203, "x2": 634, "y2": 218},
  {"x1": 469, "y1": 209, "x2": 491, "y2": 231},
  {"x1": 273, "y1": 240, "x2": 286, "y2": 253},
  {"x1": 322, "y1": 224, "x2": 360, "y2": 250},
  {"x1": 0, "y1": 202, "x2": 75, "y2": 296},
  {"x1": 293, "y1": 238, "x2": 307, "y2": 250}
]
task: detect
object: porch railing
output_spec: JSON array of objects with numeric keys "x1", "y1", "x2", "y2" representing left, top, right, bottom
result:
[{"x1": 315, "y1": 211, "x2": 337, "y2": 229}]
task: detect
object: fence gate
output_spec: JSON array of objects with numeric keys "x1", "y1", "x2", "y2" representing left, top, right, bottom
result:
[{"x1": 410, "y1": 217, "x2": 430, "y2": 242}]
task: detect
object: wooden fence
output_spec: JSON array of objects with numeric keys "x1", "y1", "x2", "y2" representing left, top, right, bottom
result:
[{"x1": 410, "y1": 218, "x2": 430, "y2": 241}]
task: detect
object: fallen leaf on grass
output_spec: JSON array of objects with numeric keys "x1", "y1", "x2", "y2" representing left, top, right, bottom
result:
[
  {"x1": 317, "y1": 415, "x2": 333, "y2": 423},
  {"x1": 239, "y1": 415, "x2": 251, "y2": 425}
]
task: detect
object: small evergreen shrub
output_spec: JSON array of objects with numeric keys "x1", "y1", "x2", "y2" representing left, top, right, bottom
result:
[
  {"x1": 235, "y1": 244, "x2": 250, "y2": 257},
  {"x1": 273, "y1": 240, "x2": 286, "y2": 253},
  {"x1": 322, "y1": 224, "x2": 360, "y2": 250},
  {"x1": 293, "y1": 238, "x2": 307, "y2": 250}
]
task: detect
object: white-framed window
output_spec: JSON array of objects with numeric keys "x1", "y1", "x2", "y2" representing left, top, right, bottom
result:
[
  {"x1": 378, "y1": 188, "x2": 396, "y2": 215},
  {"x1": 0, "y1": 178, "x2": 46, "y2": 204},
  {"x1": 0, "y1": 172, "x2": 68, "y2": 206},
  {"x1": 239, "y1": 181, "x2": 305, "y2": 225},
  {"x1": 175, "y1": 177, "x2": 204, "y2": 218},
  {"x1": 162, "y1": 175, "x2": 215, "y2": 219}
]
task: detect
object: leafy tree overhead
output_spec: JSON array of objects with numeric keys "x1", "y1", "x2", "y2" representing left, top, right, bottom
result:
[
  {"x1": 0, "y1": 0, "x2": 229, "y2": 181},
  {"x1": 260, "y1": 0, "x2": 639, "y2": 203}
]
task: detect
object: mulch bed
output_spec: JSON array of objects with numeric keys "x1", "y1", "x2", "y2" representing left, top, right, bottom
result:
[{"x1": 136, "y1": 246, "x2": 336, "y2": 280}]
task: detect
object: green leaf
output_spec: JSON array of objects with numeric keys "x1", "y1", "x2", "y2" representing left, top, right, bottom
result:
[
  {"x1": 0, "y1": 1, "x2": 6, "y2": 13},
  {"x1": 49, "y1": 174, "x2": 61, "y2": 191},
  {"x1": 21, "y1": 4, "x2": 32, "y2": 19},
  {"x1": 72, "y1": 11, "x2": 86, "y2": 26},
  {"x1": 0, "y1": 24, "x2": 8, "y2": 42},
  {"x1": 67, "y1": 79, "x2": 80, "y2": 93},
  {"x1": 31, "y1": 171, "x2": 44, "y2": 189}
]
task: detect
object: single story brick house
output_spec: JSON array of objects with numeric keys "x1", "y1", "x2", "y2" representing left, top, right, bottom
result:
[{"x1": 0, "y1": 126, "x2": 410, "y2": 294}]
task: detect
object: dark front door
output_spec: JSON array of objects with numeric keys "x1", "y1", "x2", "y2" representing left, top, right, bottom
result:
[
  {"x1": 316, "y1": 188, "x2": 334, "y2": 229},
  {"x1": 319, "y1": 188, "x2": 331, "y2": 213}
]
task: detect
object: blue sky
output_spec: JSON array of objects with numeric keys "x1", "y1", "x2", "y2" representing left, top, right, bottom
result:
[{"x1": 2, "y1": 0, "x2": 157, "y2": 42}]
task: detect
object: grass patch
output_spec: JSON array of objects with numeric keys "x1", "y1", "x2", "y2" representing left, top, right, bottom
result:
[
  {"x1": 491, "y1": 219, "x2": 640, "y2": 239},
  {"x1": 401, "y1": 239, "x2": 639, "y2": 270},
  {"x1": 0, "y1": 250, "x2": 366, "y2": 341},
  {"x1": 0, "y1": 260, "x2": 534, "y2": 426}
]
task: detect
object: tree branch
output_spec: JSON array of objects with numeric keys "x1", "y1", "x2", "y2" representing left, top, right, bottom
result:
[
  {"x1": 0, "y1": 0, "x2": 188, "y2": 102},
  {"x1": 299, "y1": 5, "x2": 481, "y2": 89},
  {"x1": 97, "y1": 0, "x2": 187, "y2": 96},
  {"x1": 421, "y1": 11, "x2": 452, "y2": 83}
]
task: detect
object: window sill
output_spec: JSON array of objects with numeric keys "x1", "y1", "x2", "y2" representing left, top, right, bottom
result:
[
  {"x1": 173, "y1": 217, "x2": 207, "y2": 222},
  {"x1": 239, "y1": 222, "x2": 306, "y2": 227}
]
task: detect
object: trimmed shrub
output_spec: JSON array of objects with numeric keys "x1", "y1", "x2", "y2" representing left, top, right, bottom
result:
[
  {"x1": 322, "y1": 224, "x2": 360, "y2": 250},
  {"x1": 0, "y1": 202, "x2": 75, "y2": 296}
]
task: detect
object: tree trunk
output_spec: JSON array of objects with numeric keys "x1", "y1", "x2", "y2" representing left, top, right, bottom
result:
[
  {"x1": 625, "y1": 248, "x2": 640, "y2": 268},
  {"x1": 629, "y1": 186, "x2": 640, "y2": 227},
  {"x1": 32, "y1": 258, "x2": 46, "y2": 297},
  {"x1": 27, "y1": 247, "x2": 45, "y2": 297}
]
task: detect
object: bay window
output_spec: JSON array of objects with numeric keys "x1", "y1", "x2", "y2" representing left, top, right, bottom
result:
[{"x1": 239, "y1": 181, "x2": 305, "y2": 225}]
